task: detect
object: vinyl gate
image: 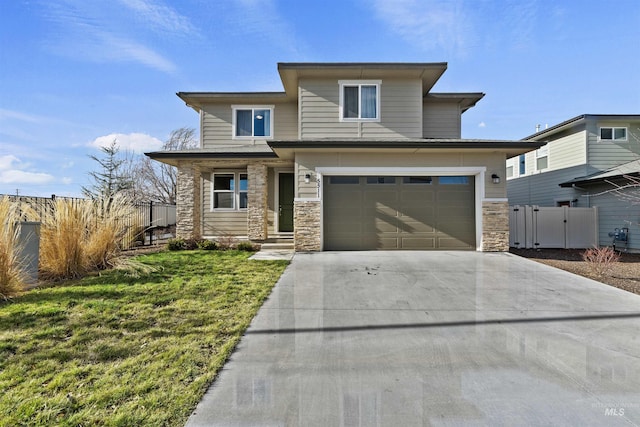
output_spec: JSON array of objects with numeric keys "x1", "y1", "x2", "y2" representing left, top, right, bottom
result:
[{"x1": 509, "y1": 205, "x2": 598, "y2": 249}]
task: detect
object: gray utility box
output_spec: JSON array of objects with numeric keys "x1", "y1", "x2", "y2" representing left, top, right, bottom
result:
[{"x1": 18, "y1": 222, "x2": 41, "y2": 285}]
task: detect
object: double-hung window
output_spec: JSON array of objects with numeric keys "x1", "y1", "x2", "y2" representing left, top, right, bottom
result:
[
  {"x1": 233, "y1": 106, "x2": 273, "y2": 138},
  {"x1": 339, "y1": 80, "x2": 380, "y2": 121},
  {"x1": 536, "y1": 145, "x2": 549, "y2": 171},
  {"x1": 212, "y1": 172, "x2": 248, "y2": 210},
  {"x1": 599, "y1": 127, "x2": 627, "y2": 141}
]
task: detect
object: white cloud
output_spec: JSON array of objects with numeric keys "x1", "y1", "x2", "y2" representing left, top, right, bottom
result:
[
  {"x1": 40, "y1": 0, "x2": 181, "y2": 74},
  {"x1": 0, "y1": 155, "x2": 55, "y2": 185},
  {"x1": 372, "y1": 0, "x2": 473, "y2": 57},
  {"x1": 479, "y1": 122, "x2": 486, "y2": 128},
  {"x1": 117, "y1": 0, "x2": 197, "y2": 36},
  {"x1": 89, "y1": 133, "x2": 163, "y2": 153}
]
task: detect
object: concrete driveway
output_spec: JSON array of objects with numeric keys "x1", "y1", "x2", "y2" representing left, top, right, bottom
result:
[{"x1": 186, "y1": 251, "x2": 640, "y2": 426}]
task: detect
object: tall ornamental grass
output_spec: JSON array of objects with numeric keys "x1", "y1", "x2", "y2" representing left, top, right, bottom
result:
[
  {"x1": 39, "y1": 195, "x2": 134, "y2": 280},
  {"x1": 0, "y1": 197, "x2": 29, "y2": 298}
]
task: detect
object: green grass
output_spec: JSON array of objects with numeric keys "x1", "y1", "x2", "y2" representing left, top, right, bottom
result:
[{"x1": 0, "y1": 250, "x2": 288, "y2": 426}]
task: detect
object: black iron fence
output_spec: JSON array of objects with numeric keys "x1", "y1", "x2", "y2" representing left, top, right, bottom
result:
[{"x1": 2, "y1": 194, "x2": 176, "y2": 250}]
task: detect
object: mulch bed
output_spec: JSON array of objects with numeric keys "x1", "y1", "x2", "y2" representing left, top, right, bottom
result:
[{"x1": 510, "y1": 248, "x2": 640, "y2": 296}]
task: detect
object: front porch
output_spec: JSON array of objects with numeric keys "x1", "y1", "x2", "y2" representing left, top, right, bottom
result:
[{"x1": 175, "y1": 159, "x2": 299, "y2": 247}]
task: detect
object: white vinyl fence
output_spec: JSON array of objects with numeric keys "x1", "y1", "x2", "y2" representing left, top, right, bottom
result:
[{"x1": 509, "y1": 205, "x2": 598, "y2": 249}]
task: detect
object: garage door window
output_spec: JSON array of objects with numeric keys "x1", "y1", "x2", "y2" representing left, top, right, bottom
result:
[
  {"x1": 366, "y1": 176, "x2": 396, "y2": 184},
  {"x1": 403, "y1": 176, "x2": 432, "y2": 184},
  {"x1": 439, "y1": 176, "x2": 469, "y2": 185},
  {"x1": 329, "y1": 176, "x2": 360, "y2": 184}
]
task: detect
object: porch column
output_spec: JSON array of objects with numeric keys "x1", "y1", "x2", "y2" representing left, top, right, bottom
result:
[
  {"x1": 482, "y1": 201, "x2": 509, "y2": 251},
  {"x1": 247, "y1": 163, "x2": 268, "y2": 241},
  {"x1": 176, "y1": 163, "x2": 202, "y2": 240}
]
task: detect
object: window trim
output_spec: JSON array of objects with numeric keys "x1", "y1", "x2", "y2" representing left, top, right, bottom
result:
[
  {"x1": 338, "y1": 80, "x2": 381, "y2": 122},
  {"x1": 231, "y1": 105, "x2": 274, "y2": 139},
  {"x1": 536, "y1": 145, "x2": 549, "y2": 171},
  {"x1": 599, "y1": 126, "x2": 627, "y2": 142},
  {"x1": 211, "y1": 171, "x2": 248, "y2": 211}
]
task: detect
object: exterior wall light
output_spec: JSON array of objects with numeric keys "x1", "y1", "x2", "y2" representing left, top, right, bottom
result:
[
  {"x1": 491, "y1": 174, "x2": 500, "y2": 184},
  {"x1": 304, "y1": 173, "x2": 311, "y2": 184}
]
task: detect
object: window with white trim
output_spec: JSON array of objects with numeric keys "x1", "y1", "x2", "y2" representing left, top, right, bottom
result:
[
  {"x1": 212, "y1": 172, "x2": 248, "y2": 210},
  {"x1": 599, "y1": 127, "x2": 627, "y2": 141},
  {"x1": 536, "y1": 145, "x2": 548, "y2": 171},
  {"x1": 339, "y1": 81, "x2": 380, "y2": 121},
  {"x1": 232, "y1": 106, "x2": 273, "y2": 138}
]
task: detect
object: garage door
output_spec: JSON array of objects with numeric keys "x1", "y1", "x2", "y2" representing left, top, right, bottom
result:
[{"x1": 323, "y1": 176, "x2": 475, "y2": 250}]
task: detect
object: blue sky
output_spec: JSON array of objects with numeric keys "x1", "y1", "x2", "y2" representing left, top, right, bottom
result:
[{"x1": 1, "y1": 0, "x2": 639, "y2": 197}]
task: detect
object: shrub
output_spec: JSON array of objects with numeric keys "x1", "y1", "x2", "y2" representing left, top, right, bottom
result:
[
  {"x1": 197, "y1": 239, "x2": 218, "y2": 250},
  {"x1": 0, "y1": 197, "x2": 28, "y2": 298},
  {"x1": 215, "y1": 233, "x2": 238, "y2": 250},
  {"x1": 582, "y1": 246, "x2": 620, "y2": 277},
  {"x1": 167, "y1": 238, "x2": 185, "y2": 251},
  {"x1": 236, "y1": 241, "x2": 256, "y2": 252},
  {"x1": 39, "y1": 195, "x2": 134, "y2": 280}
]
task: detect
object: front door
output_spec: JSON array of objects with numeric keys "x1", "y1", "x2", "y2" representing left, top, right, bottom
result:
[{"x1": 278, "y1": 173, "x2": 294, "y2": 232}]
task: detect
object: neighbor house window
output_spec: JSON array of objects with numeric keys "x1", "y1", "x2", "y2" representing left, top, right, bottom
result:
[
  {"x1": 212, "y1": 172, "x2": 248, "y2": 210},
  {"x1": 232, "y1": 106, "x2": 273, "y2": 138},
  {"x1": 339, "y1": 81, "x2": 380, "y2": 121},
  {"x1": 600, "y1": 127, "x2": 627, "y2": 141},
  {"x1": 506, "y1": 165, "x2": 514, "y2": 178},
  {"x1": 519, "y1": 154, "x2": 526, "y2": 175},
  {"x1": 536, "y1": 145, "x2": 548, "y2": 170}
]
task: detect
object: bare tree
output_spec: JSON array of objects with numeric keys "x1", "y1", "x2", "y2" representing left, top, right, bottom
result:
[
  {"x1": 82, "y1": 140, "x2": 133, "y2": 205},
  {"x1": 133, "y1": 127, "x2": 197, "y2": 204}
]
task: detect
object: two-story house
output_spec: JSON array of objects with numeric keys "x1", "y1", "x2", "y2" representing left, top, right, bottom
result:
[
  {"x1": 147, "y1": 62, "x2": 541, "y2": 251},
  {"x1": 507, "y1": 114, "x2": 640, "y2": 251}
]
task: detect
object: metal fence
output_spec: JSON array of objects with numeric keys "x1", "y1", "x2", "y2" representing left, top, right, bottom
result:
[{"x1": 2, "y1": 194, "x2": 176, "y2": 249}]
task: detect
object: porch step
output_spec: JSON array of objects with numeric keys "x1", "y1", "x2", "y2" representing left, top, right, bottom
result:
[{"x1": 260, "y1": 242, "x2": 294, "y2": 250}]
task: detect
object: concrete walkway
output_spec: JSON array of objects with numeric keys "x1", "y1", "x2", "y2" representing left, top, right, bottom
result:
[{"x1": 186, "y1": 251, "x2": 640, "y2": 426}]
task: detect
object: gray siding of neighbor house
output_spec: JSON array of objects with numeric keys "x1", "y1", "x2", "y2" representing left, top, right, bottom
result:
[
  {"x1": 586, "y1": 119, "x2": 640, "y2": 171},
  {"x1": 200, "y1": 102, "x2": 298, "y2": 148},
  {"x1": 299, "y1": 78, "x2": 423, "y2": 139},
  {"x1": 422, "y1": 101, "x2": 461, "y2": 138},
  {"x1": 507, "y1": 165, "x2": 590, "y2": 207},
  {"x1": 587, "y1": 182, "x2": 640, "y2": 251}
]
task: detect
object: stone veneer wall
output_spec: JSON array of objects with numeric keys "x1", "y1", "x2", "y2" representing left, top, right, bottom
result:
[
  {"x1": 247, "y1": 163, "x2": 268, "y2": 241},
  {"x1": 294, "y1": 200, "x2": 321, "y2": 251},
  {"x1": 176, "y1": 164, "x2": 202, "y2": 240},
  {"x1": 482, "y1": 201, "x2": 509, "y2": 251}
]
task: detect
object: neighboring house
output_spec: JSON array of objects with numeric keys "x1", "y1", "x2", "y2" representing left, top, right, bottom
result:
[
  {"x1": 507, "y1": 114, "x2": 640, "y2": 251},
  {"x1": 147, "y1": 62, "x2": 540, "y2": 251}
]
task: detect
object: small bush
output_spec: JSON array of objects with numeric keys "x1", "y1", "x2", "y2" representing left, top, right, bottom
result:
[
  {"x1": 197, "y1": 239, "x2": 218, "y2": 250},
  {"x1": 215, "y1": 233, "x2": 238, "y2": 250},
  {"x1": 582, "y1": 246, "x2": 620, "y2": 277},
  {"x1": 236, "y1": 241, "x2": 256, "y2": 252},
  {"x1": 167, "y1": 238, "x2": 185, "y2": 251}
]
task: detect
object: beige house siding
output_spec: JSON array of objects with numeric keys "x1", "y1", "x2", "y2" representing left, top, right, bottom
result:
[
  {"x1": 295, "y1": 152, "x2": 506, "y2": 199},
  {"x1": 202, "y1": 176, "x2": 248, "y2": 236},
  {"x1": 299, "y1": 78, "x2": 422, "y2": 139},
  {"x1": 201, "y1": 102, "x2": 298, "y2": 148},
  {"x1": 422, "y1": 101, "x2": 461, "y2": 138},
  {"x1": 547, "y1": 130, "x2": 587, "y2": 170}
]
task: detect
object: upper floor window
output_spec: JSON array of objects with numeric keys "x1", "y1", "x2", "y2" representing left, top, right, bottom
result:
[
  {"x1": 339, "y1": 80, "x2": 380, "y2": 121},
  {"x1": 232, "y1": 106, "x2": 273, "y2": 138},
  {"x1": 519, "y1": 154, "x2": 526, "y2": 175},
  {"x1": 599, "y1": 127, "x2": 627, "y2": 141},
  {"x1": 212, "y1": 172, "x2": 248, "y2": 210},
  {"x1": 536, "y1": 145, "x2": 548, "y2": 171}
]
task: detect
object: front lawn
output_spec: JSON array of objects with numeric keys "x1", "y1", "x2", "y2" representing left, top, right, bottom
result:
[{"x1": 0, "y1": 251, "x2": 288, "y2": 426}]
